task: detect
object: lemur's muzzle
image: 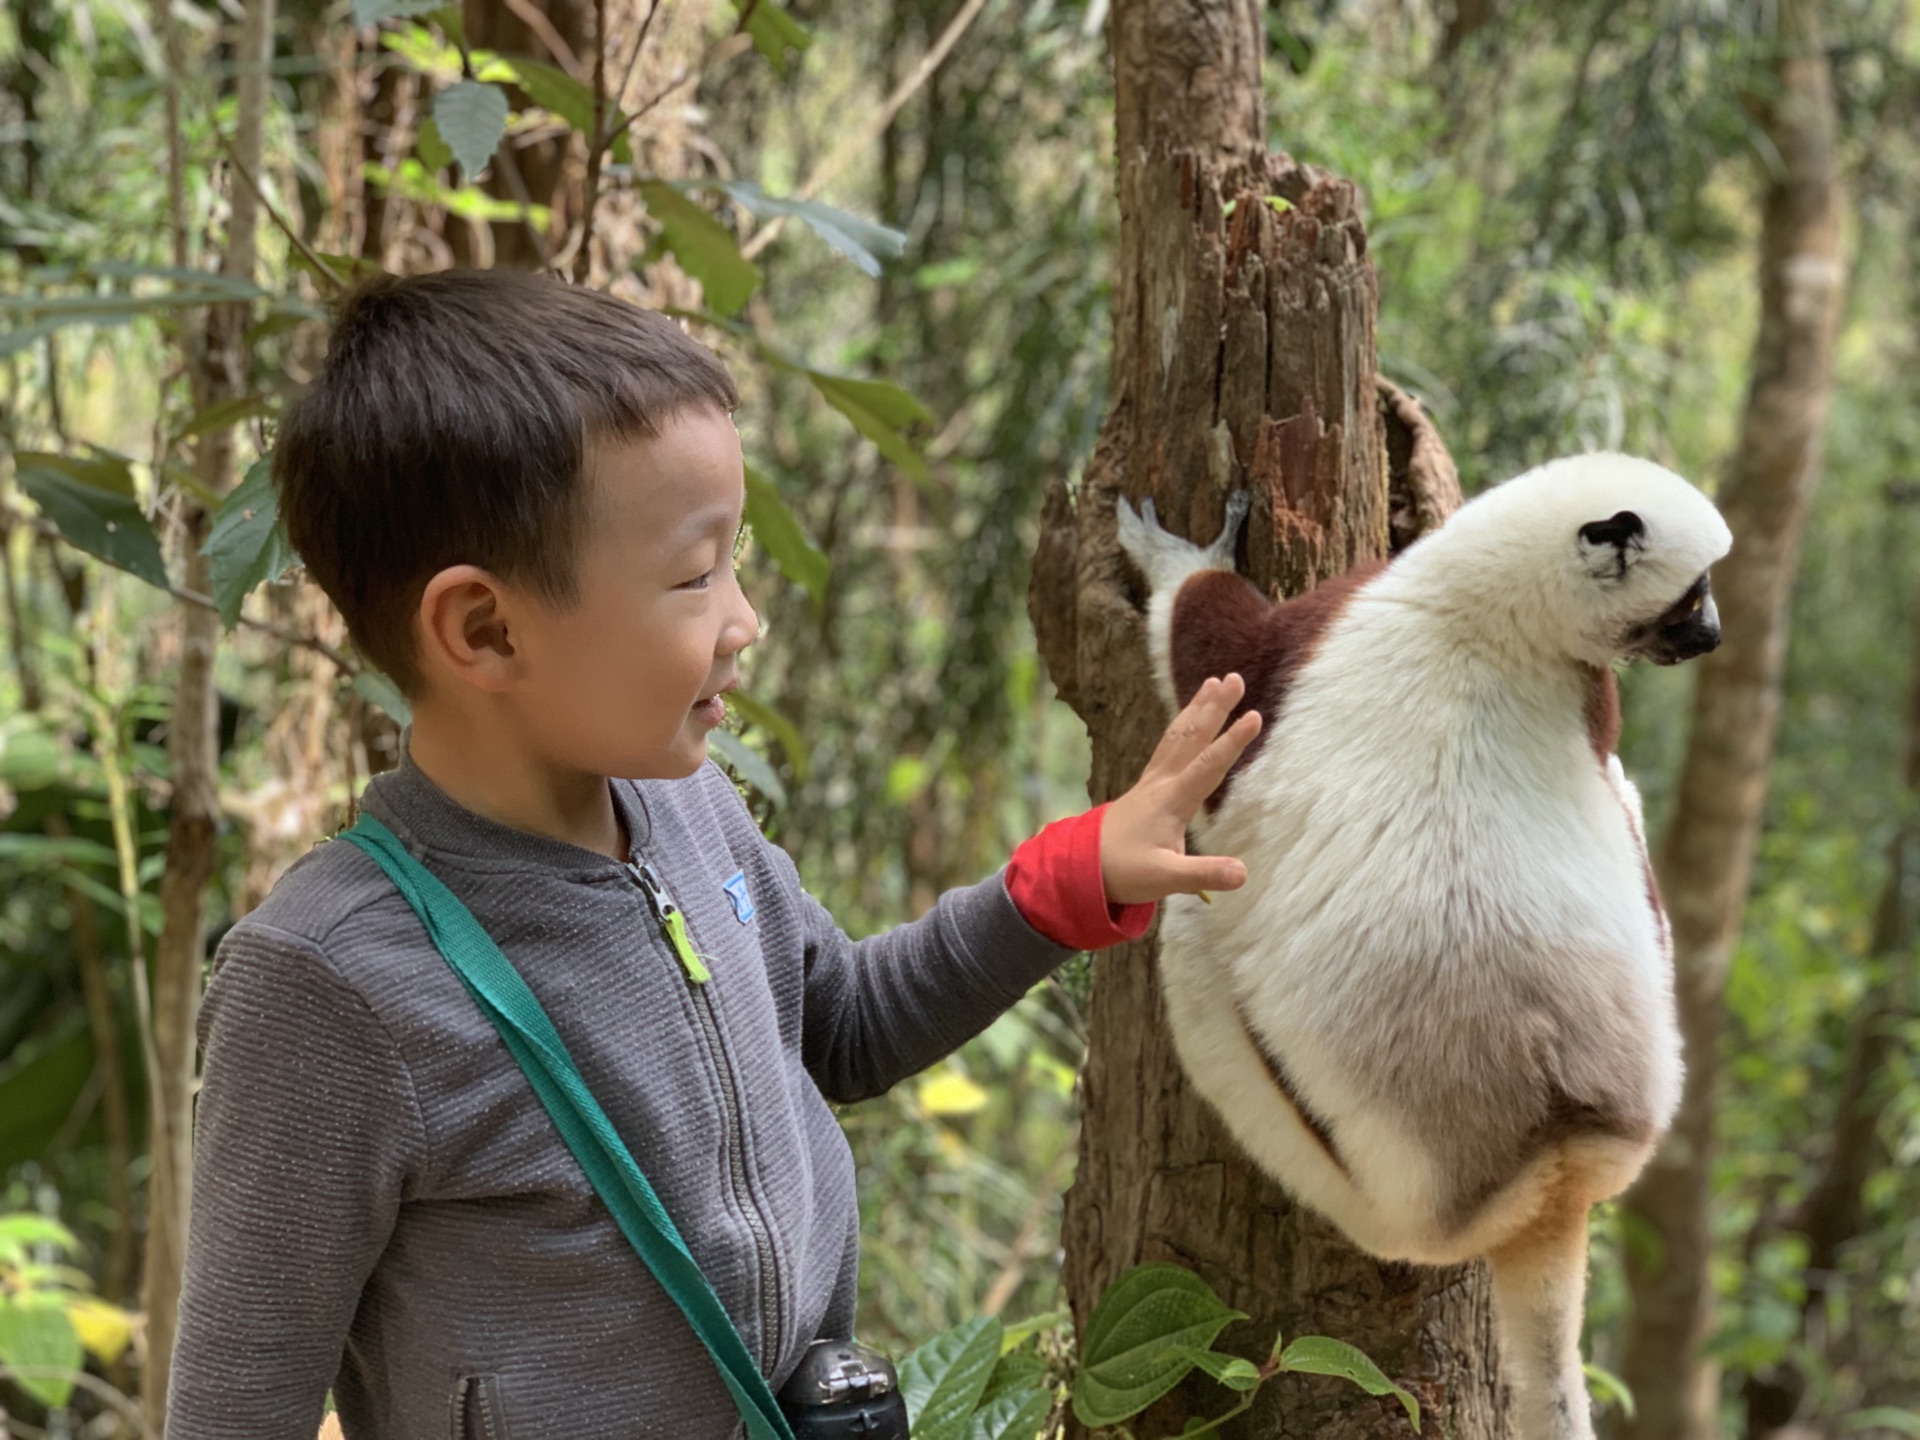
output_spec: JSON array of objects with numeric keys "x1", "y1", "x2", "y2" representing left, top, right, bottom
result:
[{"x1": 1630, "y1": 576, "x2": 1721, "y2": 665}]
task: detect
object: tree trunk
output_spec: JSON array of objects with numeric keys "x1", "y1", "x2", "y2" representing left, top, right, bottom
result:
[
  {"x1": 142, "y1": 0, "x2": 275, "y2": 1426},
  {"x1": 1031, "y1": 3, "x2": 1504, "y2": 1434},
  {"x1": 1613, "y1": 2, "x2": 1846, "y2": 1435}
]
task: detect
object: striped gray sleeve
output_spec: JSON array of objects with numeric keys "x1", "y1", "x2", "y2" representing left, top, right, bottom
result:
[{"x1": 167, "y1": 922, "x2": 426, "y2": 1439}]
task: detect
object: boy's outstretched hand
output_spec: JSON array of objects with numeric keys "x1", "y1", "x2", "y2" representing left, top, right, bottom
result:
[{"x1": 1101, "y1": 674, "x2": 1264, "y2": 906}]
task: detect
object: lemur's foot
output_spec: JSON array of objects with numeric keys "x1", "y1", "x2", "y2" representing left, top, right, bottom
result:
[{"x1": 1205, "y1": 490, "x2": 1253, "y2": 567}]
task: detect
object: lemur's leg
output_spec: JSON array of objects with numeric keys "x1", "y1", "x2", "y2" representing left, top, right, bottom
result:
[{"x1": 1486, "y1": 1193, "x2": 1596, "y2": 1440}]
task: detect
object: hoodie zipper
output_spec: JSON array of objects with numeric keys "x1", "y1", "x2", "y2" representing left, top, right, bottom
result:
[{"x1": 626, "y1": 852, "x2": 785, "y2": 1370}]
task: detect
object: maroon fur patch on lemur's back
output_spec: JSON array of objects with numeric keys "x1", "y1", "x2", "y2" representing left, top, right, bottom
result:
[{"x1": 1170, "y1": 561, "x2": 1386, "y2": 814}]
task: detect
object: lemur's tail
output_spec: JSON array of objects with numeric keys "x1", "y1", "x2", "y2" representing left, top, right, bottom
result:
[
  {"x1": 1485, "y1": 1204, "x2": 1598, "y2": 1440},
  {"x1": 1113, "y1": 492, "x2": 1249, "y2": 715}
]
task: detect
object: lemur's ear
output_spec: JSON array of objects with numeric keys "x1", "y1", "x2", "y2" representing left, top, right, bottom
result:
[
  {"x1": 1579, "y1": 511, "x2": 1645, "y2": 548},
  {"x1": 1578, "y1": 510, "x2": 1646, "y2": 580}
]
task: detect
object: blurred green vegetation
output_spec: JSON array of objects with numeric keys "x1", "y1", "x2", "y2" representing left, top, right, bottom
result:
[{"x1": 2, "y1": 0, "x2": 1918, "y2": 1431}]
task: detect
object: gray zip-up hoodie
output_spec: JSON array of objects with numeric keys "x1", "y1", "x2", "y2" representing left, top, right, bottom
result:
[{"x1": 166, "y1": 750, "x2": 1077, "y2": 1439}]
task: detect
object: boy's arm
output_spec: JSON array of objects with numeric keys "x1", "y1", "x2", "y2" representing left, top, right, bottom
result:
[
  {"x1": 785, "y1": 675, "x2": 1262, "y2": 1103},
  {"x1": 168, "y1": 923, "x2": 425, "y2": 1439}
]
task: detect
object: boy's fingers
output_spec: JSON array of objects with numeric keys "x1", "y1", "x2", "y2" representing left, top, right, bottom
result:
[
  {"x1": 1149, "y1": 674, "x2": 1248, "y2": 774},
  {"x1": 1169, "y1": 707, "x2": 1262, "y2": 815},
  {"x1": 1163, "y1": 854, "x2": 1249, "y2": 896}
]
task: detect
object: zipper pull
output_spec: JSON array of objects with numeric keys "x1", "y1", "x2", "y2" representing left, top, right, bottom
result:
[{"x1": 628, "y1": 858, "x2": 711, "y2": 984}]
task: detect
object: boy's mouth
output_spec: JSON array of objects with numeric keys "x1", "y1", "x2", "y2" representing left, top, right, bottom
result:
[{"x1": 692, "y1": 680, "x2": 737, "y2": 726}]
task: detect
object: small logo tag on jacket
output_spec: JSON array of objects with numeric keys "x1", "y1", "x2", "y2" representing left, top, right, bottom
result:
[{"x1": 723, "y1": 871, "x2": 755, "y2": 923}]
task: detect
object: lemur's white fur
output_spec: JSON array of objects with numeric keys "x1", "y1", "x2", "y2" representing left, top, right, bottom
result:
[{"x1": 1117, "y1": 454, "x2": 1732, "y2": 1440}]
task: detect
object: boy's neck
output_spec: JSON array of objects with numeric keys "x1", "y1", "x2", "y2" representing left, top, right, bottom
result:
[{"x1": 405, "y1": 705, "x2": 627, "y2": 861}]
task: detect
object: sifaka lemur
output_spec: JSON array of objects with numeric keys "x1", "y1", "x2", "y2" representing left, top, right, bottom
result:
[{"x1": 1114, "y1": 453, "x2": 1731, "y2": 1440}]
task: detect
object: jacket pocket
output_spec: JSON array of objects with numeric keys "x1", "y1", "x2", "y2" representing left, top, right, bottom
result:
[{"x1": 450, "y1": 1373, "x2": 512, "y2": 1440}]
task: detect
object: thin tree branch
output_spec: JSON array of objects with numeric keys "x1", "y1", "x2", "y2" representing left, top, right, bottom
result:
[{"x1": 502, "y1": 0, "x2": 581, "y2": 75}]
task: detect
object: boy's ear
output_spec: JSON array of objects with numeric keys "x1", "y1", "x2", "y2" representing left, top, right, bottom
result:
[{"x1": 417, "y1": 565, "x2": 520, "y2": 692}]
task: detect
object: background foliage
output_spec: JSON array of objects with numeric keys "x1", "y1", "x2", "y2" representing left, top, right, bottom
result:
[{"x1": 1, "y1": 0, "x2": 1917, "y2": 1433}]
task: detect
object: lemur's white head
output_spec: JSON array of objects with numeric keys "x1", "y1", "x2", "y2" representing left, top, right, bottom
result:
[{"x1": 1401, "y1": 452, "x2": 1733, "y2": 668}]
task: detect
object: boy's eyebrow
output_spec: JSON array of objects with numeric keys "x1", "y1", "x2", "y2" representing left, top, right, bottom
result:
[{"x1": 671, "y1": 503, "x2": 740, "y2": 540}]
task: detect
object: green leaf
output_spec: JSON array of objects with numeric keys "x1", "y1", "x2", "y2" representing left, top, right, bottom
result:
[
  {"x1": 900, "y1": 1316, "x2": 1002, "y2": 1440},
  {"x1": 732, "y1": 0, "x2": 811, "y2": 74},
  {"x1": 1072, "y1": 1264, "x2": 1247, "y2": 1427},
  {"x1": 15, "y1": 457, "x2": 169, "y2": 589},
  {"x1": 352, "y1": 672, "x2": 414, "y2": 727},
  {"x1": 704, "y1": 180, "x2": 903, "y2": 276},
  {"x1": 434, "y1": 80, "x2": 509, "y2": 179},
  {"x1": 499, "y1": 56, "x2": 628, "y2": 159},
  {"x1": 1170, "y1": 1346, "x2": 1262, "y2": 1392},
  {"x1": 1583, "y1": 1362, "x2": 1635, "y2": 1419},
  {"x1": 10, "y1": 449, "x2": 134, "y2": 496},
  {"x1": 706, "y1": 730, "x2": 787, "y2": 809},
  {"x1": 808, "y1": 371, "x2": 932, "y2": 485},
  {"x1": 1277, "y1": 1337, "x2": 1420, "y2": 1428},
  {"x1": 0, "y1": 834, "x2": 118, "y2": 868},
  {"x1": 724, "y1": 688, "x2": 810, "y2": 783},
  {"x1": 178, "y1": 391, "x2": 275, "y2": 442},
  {"x1": 0, "y1": 1215, "x2": 79, "y2": 1260},
  {"x1": 977, "y1": 1350, "x2": 1048, "y2": 1409},
  {"x1": 638, "y1": 183, "x2": 761, "y2": 317},
  {"x1": 353, "y1": 0, "x2": 444, "y2": 25},
  {"x1": 365, "y1": 161, "x2": 551, "y2": 226},
  {"x1": 742, "y1": 466, "x2": 828, "y2": 603},
  {"x1": 204, "y1": 456, "x2": 293, "y2": 627},
  {"x1": 966, "y1": 1385, "x2": 1052, "y2": 1440},
  {"x1": 416, "y1": 116, "x2": 454, "y2": 170},
  {"x1": 291, "y1": 250, "x2": 386, "y2": 288},
  {"x1": 0, "y1": 1297, "x2": 83, "y2": 1409}
]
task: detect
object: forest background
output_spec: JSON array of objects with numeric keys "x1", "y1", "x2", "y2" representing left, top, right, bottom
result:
[{"x1": 1, "y1": 0, "x2": 1918, "y2": 1436}]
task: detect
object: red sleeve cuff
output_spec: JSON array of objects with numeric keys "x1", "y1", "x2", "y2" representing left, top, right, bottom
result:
[{"x1": 1004, "y1": 803, "x2": 1156, "y2": 952}]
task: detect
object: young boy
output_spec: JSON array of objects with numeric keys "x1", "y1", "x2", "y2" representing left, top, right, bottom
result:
[{"x1": 167, "y1": 269, "x2": 1259, "y2": 1439}]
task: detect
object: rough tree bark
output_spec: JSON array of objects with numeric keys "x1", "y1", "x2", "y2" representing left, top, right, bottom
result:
[
  {"x1": 1613, "y1": 1, "x2": 1846, "y2": 1435},
  {"x1": 142, "y1": 0, "x2": 275, "y2": 1426},
  {"x1": 1030, "y1": 3, "x2": 1504, "y2": 1434}
]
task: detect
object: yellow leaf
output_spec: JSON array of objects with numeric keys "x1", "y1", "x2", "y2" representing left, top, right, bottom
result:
[
  {"x1": 919, "y1": 1069, "x2": 989, "y2": 1118},
  {"x1": 65, "y1": 1296, "x2": 133, "y2": 1365}
]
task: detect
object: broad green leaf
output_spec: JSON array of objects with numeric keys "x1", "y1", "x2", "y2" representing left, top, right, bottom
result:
[
  {"x1": 809, "y1": 372, "x2": 931, "y2": 484},
  {"x1": 10, "y1": 449, "x2": 133, "y2": 496},
  {"x1": 705, "y1": 180, "x2": 904, "y2": 276},
  {"x1": 1072, "y1": 1264, "x2": 1247, "y2": 1426},
  {"x1": 353, "y1": 0, "x2": 443, "y2": 26},
  {"x1": 434, "y1": 80, "x2": 509, "y2": 178},
  {"x1": 0, "y1": 281, "x2": 268, "y2": 316},
  {"x1": 16, "y1": 458, "x2": 169, "y2": 589},
  {"x1": 0, "y1": 1296, "x2": 83, "y2": 1409},
  {"x1": 638, "y1": 183, "x2": 761, "y2": 317},
  {"x1": 352, "y1": 672, "x2": 414, "y2": 727},
  {"x1": 743, "y1": 466, "x2": 828, "y2": 603},
  {"x1": 204, "y1": 456, "x2": 293, "y2": 626},
  {"x1": 977, "y1": 1350, "x2": 1047, "y2": 1408},
  {"x1": 498, "y1": 57, "x2": 630, "y2": 160},
  {"x1": 707, "y1": 730, "x2": 787, "y2": 808},
  {"x1": 1584, "y1": 1362, "x2": 1635, "y2": 1419},
  {"x1": 1277, "y1": 1337, "x2": 1419, "y2": 1427},
  {"x1": 901, "y1": 1315, "x2": 1001, "y2": 1440},
  {"x1": 1170, "y1": 1346, "x2": 1262, "y2": 1392},
  {"x1": 723, "y1": 688, "x2": 810, "y2": 782},
  {"x1": 918, "y1": 1067, "x2": 990, "y2": 1117},
  {"x1": 0, "y1": 834, "x2": 117, "y2": 868},
  {"x1": 415, "y1": 116, "x2": 454, "y2": 170},
  {"x1": 0, "y1": 1215, "x2": 78, "y2": 1258},
  {"x1": 178, "y1": 391, "x2": 275, "y2": 441},
  {"x1": 732, "y1": 0, "x2": 811, "y2": 74},
  {"x1": 966, "y1": 1385, "x2": 1051, "y2": 1440}
]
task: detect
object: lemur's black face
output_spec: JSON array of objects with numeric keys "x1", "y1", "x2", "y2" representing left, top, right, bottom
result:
[{"x1": 1622, "y1": 573, "x2": 1721, "y2": 665}]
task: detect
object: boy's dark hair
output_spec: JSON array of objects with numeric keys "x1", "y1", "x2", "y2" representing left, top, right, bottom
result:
[{"x1": 276, "y1": 269, "x2": 738, "y2": 693}]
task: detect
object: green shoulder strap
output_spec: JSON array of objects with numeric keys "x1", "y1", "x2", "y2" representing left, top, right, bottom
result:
[{"x1": 339, "y1": 814, "x2": 795, "y2": 1440}]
